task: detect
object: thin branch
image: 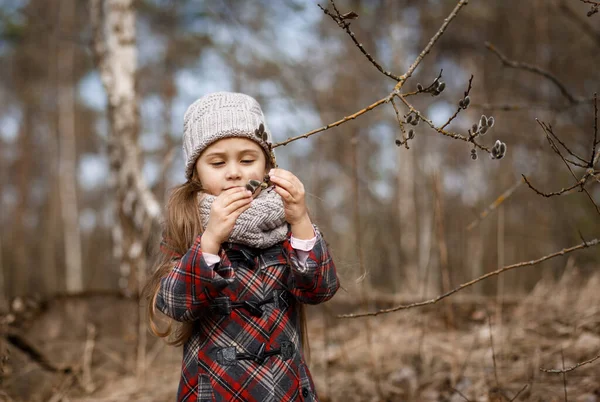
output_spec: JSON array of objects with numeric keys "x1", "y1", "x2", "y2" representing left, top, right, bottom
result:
[
  {"x1": 485, "y1": 42, "x2": 584, "y2": 105},
  {"x1": 509, "y1": 384, "x2": 529, "y2": 402},
  {"x1": 275, "y1": 0, "x2": 469, "y2": 147},
  {"x1": 390, "y1": 98, "x2": 410, "y2": 149},
  {"x1": 579, "y1": 0, "x2": 600, "y2": 16},
  {"x1": 562, "y1": 350, "x2": 568, "y2": 401},
  {"x1": 451, "y1": 387, "x2": 472, "y2": 402},
  {"x1": 488, "y1": 314, "x2": 500, "y2": 389},
  {"x1": 440, "y1": 75, "x2": 474, "y2": 130},
  {"x1": 558, "y1": 1, "x2": 600, "y2": 45},
  {"x1": 394, "y1": 0, "x2": 470, "y2": 92},
  {"x1": 397, "y1": 94, "x2": 491, "y2": 153},
  {"x1": 337, "y1": 238, "x2": 600, "y2": 318},
  {"x1": 272, "y1": 96, "x2": 388, "y2": 148},
  {"x1": 319, "y1": 1, "x2": 402, "y2": 81},
  {"x1": 466, "y1": 178, "x2": 524, "y2": 231},
  {"x1": 521, "y1": 174, "x2": 588, "y2": 197},
  {"x1": 540, "y1": 351, "x2": 600, "y2": 373},
  {"x1": 537, "y1": 120, "x2": 588, "y2": 165},
  {"x1": 591, "y1": 93, "x2": 598, "y2": 165}
]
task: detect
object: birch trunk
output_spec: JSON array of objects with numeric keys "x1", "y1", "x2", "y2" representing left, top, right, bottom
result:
[
  {"x1": 90, "y1": 0, "x2": 161, "y2": 376},
  {"x1": 58, "y1": 0, "x2": 83, "y2": 294}
]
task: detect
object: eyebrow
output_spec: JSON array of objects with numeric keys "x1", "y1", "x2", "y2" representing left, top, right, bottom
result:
[{"x1": 203, "y1": 149, "x2": 260, "y2": 158}]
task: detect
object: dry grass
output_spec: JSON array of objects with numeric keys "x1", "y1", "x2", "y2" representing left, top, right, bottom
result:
[{"x1": 2, "y1": 268, "x2": 600, "y2": 401}]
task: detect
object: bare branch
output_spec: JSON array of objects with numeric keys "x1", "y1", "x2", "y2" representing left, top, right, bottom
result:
[
  {"x1": 485, "y1": 42, "x2": 585, "y2": 105},
  {"x1": 540, "y1": 351, "x2": 600, "y2": 373},
  {"x1": 337, "y1": 238, "x2": 600, "y2": 318},
  {"x1": 276, "y1": 0, "x2": 470, "y2": 147},
  {"x1": 558, "y1": 1, "x2": 600, "y2": 45},
  {"x1": 466, "y1": 177, "x2": 524, "y2": 231},
  {"x1": 591, "y1": 93, "x2": 598, "y2": 165},
  {"x1": 579, "y1": 0, "x2": 600, "y2": 16},
  {"x1": 509, "y1": 384, "x2": 529, "y2": 402},
  {"x1": 319, "y1": 1, "x2": 402, "y2": 81},
  {"x1": 440, "y1": 75, "x2": 474, "y2": 130},
  {"x1": 272, "y1": 96, "x2": 388, "y2": 148},
  {"x1": 537, "y1": 120, "x2": 588, "y2": 166},
  {"x1": 394, "y1": 0, "x2": 470, "y2": 92},
  {"x1": 396, "y1": 94, "x2": 491, "y2": 153},
  {"x1": 390, "y1": 97, "x2": 410, "y2": 149},
  {"x1": 521, "y1": 174, "x2": 588, "y2": 197}
]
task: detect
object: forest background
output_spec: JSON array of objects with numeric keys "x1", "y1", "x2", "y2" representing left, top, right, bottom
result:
[{"x1": 1, "y1": 0, "x2": 600, "y2": 401}]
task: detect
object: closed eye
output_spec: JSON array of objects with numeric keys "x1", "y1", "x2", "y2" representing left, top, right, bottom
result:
[
  {"x1": 211, "y1": 162, "x2": 224, "y2": 166},
  {"x1": 241, "y1": 160, "x2": 255, "y2": 164}
]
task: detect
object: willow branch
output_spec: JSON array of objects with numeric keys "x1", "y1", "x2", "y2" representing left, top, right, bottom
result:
[
  {"x1": 394, "y1": 0, "x2": 470, "y2": 91},
  {"x1": 440, "y1": 75, "x2": 474, "y2": 130},
  {"x1": 272, "y1": 96, "x2": 388, "y2": 147},
  {"x1": 337, "y1": 238, "x2": 600, "y2": 318},
  {"x1": 319, "y1": 1, "x2": 402, "y2": 81},
  {"x1": 397, "y1": 94, "x2": 491, "y2": 153}
]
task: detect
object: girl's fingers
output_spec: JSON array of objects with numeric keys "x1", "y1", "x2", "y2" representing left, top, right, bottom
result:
[
  {"x1": 220, "y1": 188, "x2": 252, "y2": 207},
  {"x1": 269, "y1": 175, "x2": 297, "y2": 199},
  {"x1": 224, "y1": 196, "x2": 252, "y2": 215},
  {"x1": 273, "y1": 185, "x2": 294, "y2": 203}
]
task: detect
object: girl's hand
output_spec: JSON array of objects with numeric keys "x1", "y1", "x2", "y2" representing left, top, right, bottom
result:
[
  {"x1": 201, "y1": 187, "x2": 253, "y2": 254},
  {"x1": 269, "y1": 168, "x2": 314, "y2": 239}
]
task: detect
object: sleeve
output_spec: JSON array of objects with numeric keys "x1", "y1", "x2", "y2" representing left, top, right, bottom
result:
[
  {"x1": 155, "y1": 234, "x2": 234, "y2": 322},
  {"x1": 290, "y1": 234, "x2": 317, "y2": 266},
  {"x1": 283, "y1": 225, "x2": 339, "y2": 305}
]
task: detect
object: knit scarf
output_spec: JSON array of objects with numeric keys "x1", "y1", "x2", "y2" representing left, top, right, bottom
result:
[{"x1": 198, "y1": 189, "x2": 288, "y2": 249}]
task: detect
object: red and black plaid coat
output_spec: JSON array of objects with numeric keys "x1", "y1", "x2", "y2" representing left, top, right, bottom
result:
[{"x1": 156, "y1": 226, "x2": 339, "y2": 402}]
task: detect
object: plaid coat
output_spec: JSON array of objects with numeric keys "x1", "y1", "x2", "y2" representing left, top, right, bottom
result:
[{"x1": 156, "y1": 226, "x2": 339, "y2": 402}]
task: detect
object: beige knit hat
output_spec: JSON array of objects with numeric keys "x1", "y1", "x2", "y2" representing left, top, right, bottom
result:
[{"x1": 182, "y1": 91, "x2": 275, "y2": 180}]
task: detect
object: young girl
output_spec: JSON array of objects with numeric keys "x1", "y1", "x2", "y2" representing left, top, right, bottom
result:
[{"x1": 145, "y1": 92, "x2": 339, "y2": 402}]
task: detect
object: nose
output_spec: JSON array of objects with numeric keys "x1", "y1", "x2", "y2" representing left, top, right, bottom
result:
[{"x1": 225, "y1": 164, "x2": 242, "y2": 181}]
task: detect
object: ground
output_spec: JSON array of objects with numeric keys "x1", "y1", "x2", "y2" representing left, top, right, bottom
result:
[{"x1": 2, "y1": 268, "x2": 600, "y2": 401}]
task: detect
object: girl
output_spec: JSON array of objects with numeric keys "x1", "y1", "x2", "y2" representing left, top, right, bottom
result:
[{"x1": 145, "y1": 92, "x2": 339, "y2": 402}]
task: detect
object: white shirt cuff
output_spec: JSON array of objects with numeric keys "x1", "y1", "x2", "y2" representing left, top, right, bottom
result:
[
  {"x1": 202, "y1": 252, "x2": 221, "y2": 268},
  {"x1": 290, "y1": 235, "x2": 317, "y2": 252}
]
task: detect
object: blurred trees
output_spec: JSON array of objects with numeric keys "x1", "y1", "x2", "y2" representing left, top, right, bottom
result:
[{"x1": 0, "y1": 0, "x2": 598, "y2": 303}]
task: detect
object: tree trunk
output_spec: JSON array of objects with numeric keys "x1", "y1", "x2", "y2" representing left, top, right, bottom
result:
[
  {"x1": 58, "y1": 0, "x2": 83, "y2": 294},
  {"x1": 90, "y1": 0, "x2": 161, "y2": 376}
]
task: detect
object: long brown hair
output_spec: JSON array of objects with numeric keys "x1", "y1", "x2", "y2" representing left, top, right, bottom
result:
[{"x1": 143, "y1": 158, "x2": 311, "y2": 360}]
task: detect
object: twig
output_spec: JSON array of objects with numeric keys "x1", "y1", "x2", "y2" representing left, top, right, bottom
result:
[
  {"x1": 451, "y1": 387, "x2": 472, "y2": 402},
  {"x1": 591, "y1": 93, "x2": 598, "y2": 165},
  {"x1": 273, "y1": 96, "x2": 388, "y2": 147},
  {"x1": 558, "y1": 1, "x2": 600, "y2": 45},
  {"x1": 509, "y1": 384, "x2": 529, "y2": 402},
  {"x1": 540, "y1": 351, "x2": 600, "y2": 373},
  {"x1": 394, "y1": 0, "x2": 470, "y2": 91},
  {"x1": 390, "y1": 97, "x2": 409, "y2": 149},
  {"x1": 397, "y1": 94, "x2": 491, "y2": 153},
  {"x1": 562, "y1": 350, "x2": 568, "y2": 401},
  {"x1": 521, "y1": 174, "x2": 588, "y2": 198},
  {"x1": 485, "y1": 42, "x2": 585, "y2": 105},
  {"x1": 488, "y1": 314, "x2": 500, "y2": 389},
  {"x1": 537, "y1": 120, "x2": 588, "y2": 166},
  {"x1": 80, "y1": 323, "x2": 96, "y2": 393},
  {"x1": 579, "y1": 0, "x2": 600, "y2": 16},
  {"x1": 440, "y1": 75, "x2": 474, "y2": 130},
  {"x1": 319, "y1": 1, "x2": 402, "y2": 81},
  {"x1": 275, "y1": 0, "x2": 469, "y2": 148},
  {"x1": 466, "y1": 178, "x2": 523, "y2": 231},
  {"x1": 337, "y1": 238, "x2": 600, "y2": 318}
]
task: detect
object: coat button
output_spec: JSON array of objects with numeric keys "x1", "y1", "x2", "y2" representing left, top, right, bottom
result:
[{"x1": 302, "y1": 387, "x2": 310, "y2": 398}]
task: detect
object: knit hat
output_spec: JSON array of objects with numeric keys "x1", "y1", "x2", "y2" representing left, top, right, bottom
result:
[{"x1": 182, "y1": 91, "x2": 275, "y2": 180}]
